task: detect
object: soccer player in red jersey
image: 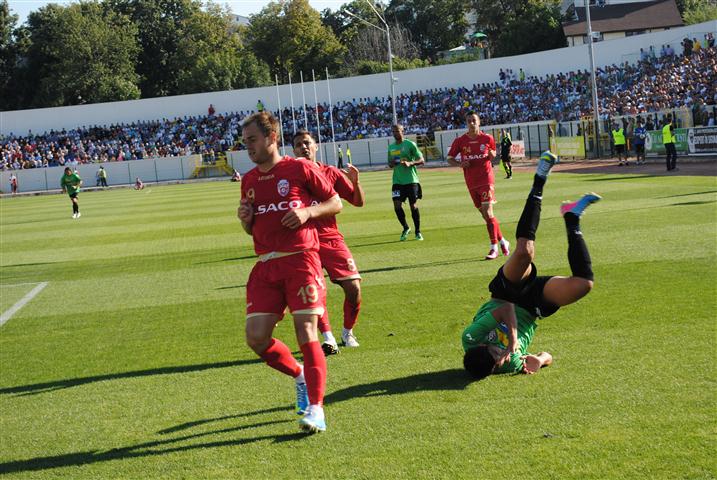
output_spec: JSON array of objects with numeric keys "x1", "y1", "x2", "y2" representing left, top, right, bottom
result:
[
  {"x1": 447, "y1": 111, "x2": 510, "y2": 260},
  {"x1": 237, "y1": 112, "x2": 342, "y2": 433},
  {"x1": 292, "y1": 130, "x2": 365, "y2": 355}
]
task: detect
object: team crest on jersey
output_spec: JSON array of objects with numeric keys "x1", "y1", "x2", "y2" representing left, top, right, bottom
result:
[
  {"x1": 480, "y1": 144, "x2": 486, "y2": 152},
  {"x1": 277, "y1": 179, "x2": 290, "y2": 197}
]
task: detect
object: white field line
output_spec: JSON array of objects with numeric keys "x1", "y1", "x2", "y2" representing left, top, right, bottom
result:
[{"x1": 0, "y1": 282, "x2": 48, "y2": 327}]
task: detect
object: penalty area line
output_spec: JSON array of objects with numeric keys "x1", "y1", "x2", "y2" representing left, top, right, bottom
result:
[{"x1": 0, "y1": 282, "x2": 48, "y2": 327}]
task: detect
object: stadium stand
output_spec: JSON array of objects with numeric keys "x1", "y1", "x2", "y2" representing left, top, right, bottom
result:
[{"x1": 1, "y1": 45, "x2": 715, "y2": 171}]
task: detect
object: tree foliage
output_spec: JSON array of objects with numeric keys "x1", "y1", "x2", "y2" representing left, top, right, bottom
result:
[
  {"x1": 682, "y1": 0, "x2": 717, "y2": 24},
  {"x1": 247, "y1": 0, "x2": 345, "y2": 82},
  {"x1": 19, "y1": 1, "x2": 140, "y2": 108},
  {"x1": 385, "y1": 0, "x2": 468, "y2": 59},
  {"x1": 471, "y1": 0, "x2": 566, "y2": 57}
]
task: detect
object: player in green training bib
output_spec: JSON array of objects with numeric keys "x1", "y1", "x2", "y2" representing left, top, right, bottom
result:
[
  {"x1": 60, "y1": 167, "x2": 83, "y2": 218},
  {"x1": 388, "y1": 124, "x2": 425, "y2": 241},
  {"x1": 462, "y1": 151, "x2": 602, "y2": 379}
]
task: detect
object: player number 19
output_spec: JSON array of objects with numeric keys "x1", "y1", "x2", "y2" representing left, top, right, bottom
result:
[{"x1": 297, "y1": 284, "x2": 319, "y2": 304}]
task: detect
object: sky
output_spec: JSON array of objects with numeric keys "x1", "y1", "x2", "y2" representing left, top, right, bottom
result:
[{"x1": 7, "y1": 0, "x2": 349, "y2": 24}]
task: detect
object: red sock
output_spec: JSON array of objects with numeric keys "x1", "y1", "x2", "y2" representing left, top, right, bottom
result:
[
  {"x1": 343, "y1": 298, "x2": 361, "y2": 330},
  {"x1": 259, "y1": 338, "x2": 301, "y2": 378},
  {"x1": 494, "y1": 217, "x2": 503, "y2": 242},
  {"x1": 317, "y1": 309, "x2": 331, "y2": 334},
  {"x1": 300, "y1": 341, "x2": 326, "y2": 406}
]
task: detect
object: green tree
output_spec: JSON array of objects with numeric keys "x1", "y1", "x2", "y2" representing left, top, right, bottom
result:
[
  {"x1": 682, "y1": 0, "x2": 717, "y2": 24},
  {"x1": 471, "y1": 0, "x2": 566, "y2": 57},
  {"x1": 385, "y1": 0, "x2": 468, "y2": 59},
  {"x1": 20, "y1": 2, "x2": 140, "y2": 108},
  {"x1": 0, "y1": 0, "x2": 20, "y2": 109},
  {"x1": 247, "y1": 0, "x2": 345, "y2": 81}
]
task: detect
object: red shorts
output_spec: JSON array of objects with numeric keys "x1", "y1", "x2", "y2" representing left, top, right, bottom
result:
[
  {"x1": 246, "y1": 251, "x2": 326, "y2": 318},
  {"x1": 319, "y1": 238, "x2": 361, "y2": 283},
  {"x1": 468, "y1": 184, "x2": 496, "y2": 208}
]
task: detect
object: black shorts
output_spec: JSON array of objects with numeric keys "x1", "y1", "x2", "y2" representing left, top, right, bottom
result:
[
  {"x1": 615, "y1": 144, "x2": 625, "y2": 154},
  {"x1": 488, "y1": 263, "x2": 560, "y2": 318},
  {"x1": 391, "y1": 183, "x2": 422, "y2": 203},
  {"x1": 69, "y1": 193, "x2": 78, "y2": 199}
]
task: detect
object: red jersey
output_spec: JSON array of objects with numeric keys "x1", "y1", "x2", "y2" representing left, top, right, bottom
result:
[
  {"x1": 448, "y1": 132, "x2": 496, "y2": 190},
  {"x1": 310, "y1": 163, "x2": 355, "y2": 242},
  {"x1": 241, "y1": 156, "x2": 337, "y2": 255}
]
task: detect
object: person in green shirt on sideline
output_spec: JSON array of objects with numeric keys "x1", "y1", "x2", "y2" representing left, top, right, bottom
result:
[
  {"x1": 60, "y1": 167, "x2": 83, "y2": 219},
  {"x1": 388, "y1": 124, "x2": 425, "y2": 241},
  {"x1": 462, "y1": 153, "x2": 601, "y2": 379}
]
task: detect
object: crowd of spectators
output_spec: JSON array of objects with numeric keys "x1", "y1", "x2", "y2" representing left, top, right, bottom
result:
[{"x1": 2, "y1": 40, "x2": 715, "y2": 171}]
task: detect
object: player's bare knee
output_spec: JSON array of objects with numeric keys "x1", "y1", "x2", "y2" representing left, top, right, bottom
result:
[
  {"x1": 342, "y1": 280, "x2": 361, "y2": 305},
  {"x1": 514, "y1": 239, "x2": 534, "y2": 262},
  {"x1": 245, "y1": 331, "x2": 270, "y2": 353}
]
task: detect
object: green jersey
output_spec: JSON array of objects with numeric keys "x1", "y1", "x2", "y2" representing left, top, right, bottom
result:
[
  {"x1": 388, "y1": 140, "x2": 422, "y2": 185},
  {"x1": 61, "y1": 173, "x2": 82, "y2": 195},
  {"x1": 461, "y1": 299, "x2": 538, "y2": 374}
]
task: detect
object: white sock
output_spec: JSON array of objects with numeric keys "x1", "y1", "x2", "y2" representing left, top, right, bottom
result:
[
  {"x1": 295, "y1": 365, "x2": 305, "y2": 384},
  {"x1": 322, "y1": 331, "x2": 336, "y2": 344},
  {"x1": 342, "y1": 328, "x2": 352, "y2": 338},
  {"x1": 491, "y1": 243, "x2": 498, "y2": 250},
  {"x1": 500, "y1": 238, "x2": 508, "y2": 246},
  {"x1": 308, "y1": 404, "x2": 324, "y2": 418}
]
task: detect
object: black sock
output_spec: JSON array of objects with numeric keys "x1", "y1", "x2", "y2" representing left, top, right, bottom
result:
[
  {"x1": 515, "y1": 175, "x2": 545, "y2": 240},
  {"x1": 507, "y1": 164, "x2": 512, "y2": 176},
  {"x1": 395, "y1": 206, "x2": 409, "y2": 230},
  {"x1": 410, "y1": 207, "x2": 421, "y2": 234},
  {"x1": 565, "y1": 213, "x2": 594, "y2": 281},
  {"x1": 73, "y1": 203, "x2": 79, "y2": 214}
]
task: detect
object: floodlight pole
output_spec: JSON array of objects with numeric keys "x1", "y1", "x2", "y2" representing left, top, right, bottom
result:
[
  {"x1": 345, "y1": 3, "x2": 397, "y2": 125},
  {"x1": 585, "y1": 0, "x2": 601, "y2": 156}
]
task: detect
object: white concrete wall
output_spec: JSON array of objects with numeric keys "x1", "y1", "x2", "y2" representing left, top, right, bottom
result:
[
  {"x1": 1, "y1": 20, "x2": 714, "y2": 137},
  {"x1": 0, "y1": 155, "x2": 200, "y2": 193}
]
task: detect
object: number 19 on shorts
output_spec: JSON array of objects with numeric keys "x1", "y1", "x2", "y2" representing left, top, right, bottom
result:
[{"x1": 297, "y1": 279, "x2": 324, "y2": 305}]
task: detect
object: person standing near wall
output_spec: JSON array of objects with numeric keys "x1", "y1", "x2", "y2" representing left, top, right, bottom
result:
[
  {"x1": 9, "y1": 173, "x2": 18, "y2": 195},
  {"x1": 98, "y1": 166, "x2": 108, "y2": 187},
  {"x1": 337, "y1": 146, "x2": 344, "y2": 169},
  {"x1": 633, "y1": 118, "x2": 646, "y2": 165},
  {"x1": 345, "y1": 145, "x2": 352, "y2": 165},
  {"x1": 663, "y1": 114, "x2": 677, "y2": 171},
  {"x1": 612, "y1": 123, "x2": 628, "y2": 166}
]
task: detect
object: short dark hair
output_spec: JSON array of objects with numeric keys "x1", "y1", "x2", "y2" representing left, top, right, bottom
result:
[
  {"x1": 463, "y1": 346, "x2": 496, "y2": 380},
  {"x1": 392, "y1": 123, "x2": 404, "y2": 130},
  {"x1": 292, "y1": 129, "x2": 314, "y2": 145},
  {"x1": 242, "y1": 111, "x2": 279, "y2": 138},
  {"x1": 64, "y1": 167, "x2": 72, "y2": 173},
  {"x1": 465, "y1": 110, "x2": 479, "y2": 119}
]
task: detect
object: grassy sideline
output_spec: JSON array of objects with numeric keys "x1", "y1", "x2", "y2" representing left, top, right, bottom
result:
[{"x1": 1, "y1": 167, "x2": 715, "y2": 479}]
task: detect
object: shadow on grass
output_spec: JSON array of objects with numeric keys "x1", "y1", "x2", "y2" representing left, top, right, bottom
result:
[
  {"x1": 325, "y1": 368, "x2": 472, "y2": 403},
  {"x1": 670, "y1": 200, "x2": 717, "y2": 206},
  {"x1": 0, "y1": 420, "x2": 304, "y2": 475},
  {"x1": 195, "y1": 254, "x2": 256, "y2": 265},
  {"x1": 362, "y1": 256, "x2": 482, "y2": 274},
  {"x1": 583, "y1": 174, "x2": 663, "y2": 181},
  {"x1": 1, "y1": 261, "x2": 60, "y2": 268},
  {"x1": 658, "y1": 190, "x2": 717, "y2": 199},
  {"x1": 0, "y1": 359, "x2": 263, "y2": 397},
  {"x1": 215, "y1": 284, "x2": 247, "y2": 290},
  {"x1": 158, "y1": 369, "x2": 472, "y2": 437}
]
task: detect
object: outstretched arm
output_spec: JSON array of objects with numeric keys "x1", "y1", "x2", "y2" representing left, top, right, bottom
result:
[{"x1": 520, "y1": 352, "x2": 553, "y2": 374}]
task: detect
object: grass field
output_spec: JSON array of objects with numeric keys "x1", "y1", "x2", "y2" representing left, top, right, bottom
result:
[{"x1": 1, "y1": 167, "x2": 715, "y2": 479}]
